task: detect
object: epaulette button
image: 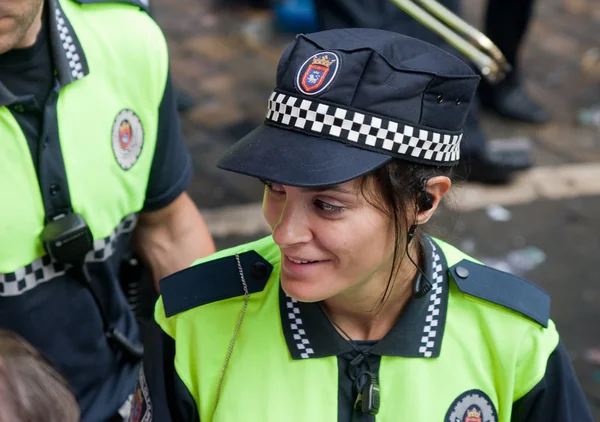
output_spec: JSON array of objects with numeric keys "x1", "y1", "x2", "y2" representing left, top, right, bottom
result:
[
  {"x1": 252, "y1": 261, "x2": 269, "y2": 280},
  {"x1": 455, "y1": 266, "x2": 470, "y2": 279}
]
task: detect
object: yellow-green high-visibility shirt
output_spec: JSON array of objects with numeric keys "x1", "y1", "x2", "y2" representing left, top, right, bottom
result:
[
  {"x1": 0, "y1": 0, "x2": 192, "y2": 420},
  {"x1": 132, "y1": 235, "x2": 592, "y2": 421}
]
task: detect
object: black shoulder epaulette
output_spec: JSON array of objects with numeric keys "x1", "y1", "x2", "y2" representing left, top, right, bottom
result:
[
  {"x1": 160, "y1": 250, "x2": 273, "y2": 318},
  {"x1": 70, "y1": 0, "x2": 149, "y2": 12},
  {"x1": 449, "y1": 259, "x2": 550, "y2": 328}
]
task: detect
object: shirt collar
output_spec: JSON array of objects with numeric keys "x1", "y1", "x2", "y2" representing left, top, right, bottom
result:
[
  {"x1": 279, "y1": 236, "x2": 449, "y2": 360},
  {"x1": 0, "y1": 84, "x2": 18, "y2": 108},
  {"x1": 0, "y1": 0, "x2": 89, "y2": 107}
]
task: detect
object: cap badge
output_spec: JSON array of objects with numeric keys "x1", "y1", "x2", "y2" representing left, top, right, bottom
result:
[
  {"x1": 112, "y1": 109, "x2": 144, "y2": 170},
  {"x1": 296, "y1": 51, "x2": 340, "y2": 96}
]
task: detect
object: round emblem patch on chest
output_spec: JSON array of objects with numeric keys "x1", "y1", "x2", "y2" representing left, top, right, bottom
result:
[
  {"x1": 112, "y1": 109, "x2": 144, "y2": 170},
  {"x1": 445, "y1": 389, "x2": 498, "y2": 422},
  {"x1": 295, "y1": 51, "x2": 341, "y2": 96}
]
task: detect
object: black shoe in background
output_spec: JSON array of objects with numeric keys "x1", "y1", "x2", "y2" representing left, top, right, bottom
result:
[
  {"x1": 456, "y1": 138, "x2": 533, "y2": 185},
  {"x1": 456, "y1": 154, "x2": 528, "y2": 185},
  {"x1": 175, "y1": 87, "x2": 196, "y2": 113},
  {"x1": 479, "y1": 73, "x2": 550, "y2": 124}
]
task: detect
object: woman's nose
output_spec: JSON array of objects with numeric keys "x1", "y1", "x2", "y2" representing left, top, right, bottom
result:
[{"x1": 272, "y1": 201, "x2": 312, "y2": 248}]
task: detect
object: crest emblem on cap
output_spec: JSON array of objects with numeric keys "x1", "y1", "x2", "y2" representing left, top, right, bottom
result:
[
  {"x1": 445, "y1": 390, "x2": 498, "y2": 422},
  {"x1": 296, "y1": 51, "x2": 340, "y2": 96},
  {"x1": 112, "y1": 109, "x2": 144, "y2": 170}
]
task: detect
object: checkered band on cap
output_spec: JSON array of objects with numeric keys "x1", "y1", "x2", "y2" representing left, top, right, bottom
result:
[{"x1": 265, "y1": 91, "x2": 463, "y2": 165}]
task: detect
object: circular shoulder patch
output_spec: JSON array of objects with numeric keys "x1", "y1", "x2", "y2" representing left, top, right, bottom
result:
[
  {"x1": 295, "y1": 51, "x2": 341, "y2": 96},
  {"x1": 445, "y1": 389, "x2": 498, "y2": 422},
  {"x1": 112, "y1": 109, "x2": 144, "y2": 170}
]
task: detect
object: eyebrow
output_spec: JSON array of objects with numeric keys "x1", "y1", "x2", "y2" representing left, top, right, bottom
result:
[{"x1": 301, "y1": 185, "x2": 354, "y2": 194}]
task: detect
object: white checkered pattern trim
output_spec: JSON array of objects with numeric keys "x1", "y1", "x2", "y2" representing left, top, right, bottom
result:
[
  {"x1": 266, "y1": 92, "x2": 462, "y2": 164},
  {"x1": 286, "y1": 296, "x2": 314, "y2": 359},
  {"x1": 418, "y1": 240, "x2": 444, "y2": 357},
  {"x1": 0, "y1": 214, "x2": 137, "y2": 297},
  {"x1": 88, "y1": 214, "x2": 137, "y2": 262},
  {"x1": 55, "y1": 8, "x2": 84, "y2": 80}
]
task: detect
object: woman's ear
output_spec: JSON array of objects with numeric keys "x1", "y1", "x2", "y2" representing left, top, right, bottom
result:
[{"x1": 416, "y1": 176, "x2": 451, "y2": 225}]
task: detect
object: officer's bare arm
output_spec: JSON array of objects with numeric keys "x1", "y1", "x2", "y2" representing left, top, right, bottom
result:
[{"x1": 132, "y1": 192, "x2": 216, "y2": 291}]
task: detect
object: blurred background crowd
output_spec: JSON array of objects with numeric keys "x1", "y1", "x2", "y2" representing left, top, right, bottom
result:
[
  {"x1": 1, "y1": 0, "x2": 599, "y2": 419},
  {"x1": 159, "y1": 0, "x2": 600, "y2": 416}
]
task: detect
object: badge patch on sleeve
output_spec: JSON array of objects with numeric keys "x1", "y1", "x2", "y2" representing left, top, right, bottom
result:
[
  {"x1": 445, "y1": 389, "x2": 498, "y2": 422},
  {"x1": 112, "y1": 109, "x2": 144, "y2": 170},
  {"x1": 130, "y1": 365, "x2": 152, "y2": 422},
  {"x1": 295, "y1": 51, "x2": 340, "y2": 96}
]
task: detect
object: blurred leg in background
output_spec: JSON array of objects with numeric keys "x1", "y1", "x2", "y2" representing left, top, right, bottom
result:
[
  {"x1": 478, "y1": 0, "x2": 551, "y2": 123},
  {"x1": 147, "y1": 0, "x2": 197, "y2": 113},
  {"x1": 310, "y1": 0, "x2": 532, "y2": 184}
]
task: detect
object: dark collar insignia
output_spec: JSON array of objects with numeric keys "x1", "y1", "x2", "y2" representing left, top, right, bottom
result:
[
  {"x1": 449, "y1": 259, "x2": 550, "y2": 327},
  {"x1": 161, "y1": 250, "x2": 273, "y2": 318},
  {"x1": 279, "y1": 236, "x2": 450, "y2": 359}
]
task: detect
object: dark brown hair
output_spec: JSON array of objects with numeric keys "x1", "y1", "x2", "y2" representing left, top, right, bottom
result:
[
  {"x1": 359, "y1": 159, "x2": 454, "y2": 311},
  {"x1": 0, "y1": 330, "x2": 80, "y2": 422}
]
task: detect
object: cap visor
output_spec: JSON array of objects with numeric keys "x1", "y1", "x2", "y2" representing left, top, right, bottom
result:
[{"x1": 217, "y1": 124, "x2": 392, "y2": 187}]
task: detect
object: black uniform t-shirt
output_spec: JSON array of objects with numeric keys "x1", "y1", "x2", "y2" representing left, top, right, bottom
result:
[
  {"x1": 0, "y1": 14, "x2": 53, "y2": 104},
  {"x1": 338, "y1": 340, "x2": 380, "y2": 422},
  {"x1": 0, "y1": 4, "x2": 54, "y2": 177}
]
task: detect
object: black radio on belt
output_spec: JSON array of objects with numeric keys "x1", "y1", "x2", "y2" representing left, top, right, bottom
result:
[
  {"x1": 40, "y1": 213, "x2": 93, "y2": 266},
  {"x1": 40, "y1": 212, "x2": 144, "y2": 362},
  {"x1": 37, "y1": 103, "x2": 143, "y2": 363}
]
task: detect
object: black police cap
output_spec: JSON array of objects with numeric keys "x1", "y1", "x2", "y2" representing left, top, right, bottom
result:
[{"x1": 217, "y1": 28, "x2": 480, "y2": 187}]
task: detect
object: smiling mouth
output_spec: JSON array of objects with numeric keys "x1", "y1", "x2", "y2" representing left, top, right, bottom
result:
[{"x1": 286, "y1": 256, "x2": 321, "y2": 264}]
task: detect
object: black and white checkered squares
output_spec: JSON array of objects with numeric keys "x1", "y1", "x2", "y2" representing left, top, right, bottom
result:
[
  {"x1": 265, "y1": 92, "x2": 462, "y2": 165},
  {"x1": 286, "y1": 296, "x2": 315, "y2": 359},
  {"x1": 55, "y1": 7, "x2": 85, "y2": 80},
  {"x1": 89, "y1": 214, "x2": 137, "y2": 262},
  {"x1": 419, "y1": 240, "x2": 444, "y2": 357},
  {"x1": 0, "y1": 256, "x2": 66, "y2": 297},
  {"x1": 0, "y1": 214, "x2": 137, "y2": 297}
]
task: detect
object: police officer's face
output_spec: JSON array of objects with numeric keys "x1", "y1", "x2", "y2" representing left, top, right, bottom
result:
[
  {"x1": 0, "y1": 0, "x2": 44, "y2": 54},
  {"x1": 263, "y1": 178, "x2": 397, "y2": 303}
]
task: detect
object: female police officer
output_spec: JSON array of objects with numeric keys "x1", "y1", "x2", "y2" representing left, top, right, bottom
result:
[{"x1": 130, "y1": 28, "x2": 592, "y2": 422}]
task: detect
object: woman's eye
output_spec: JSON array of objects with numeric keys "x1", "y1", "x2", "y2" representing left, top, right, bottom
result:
[
  {"x1": 314, "y1": 199, "x2": 344, "y2": 213},
  {"x1": 262, "y1": 180, "x2": 285, "y2": 194}
]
